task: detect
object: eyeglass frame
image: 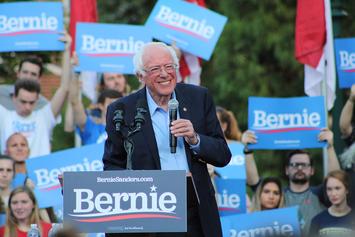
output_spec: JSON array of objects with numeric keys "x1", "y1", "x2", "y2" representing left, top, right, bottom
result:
[
  {"x1": 288, "y1": 162, "x2": 312, "y2": 169},
  {"x1": 142, "y1": 63, "x2": 178, "y2": 75}
]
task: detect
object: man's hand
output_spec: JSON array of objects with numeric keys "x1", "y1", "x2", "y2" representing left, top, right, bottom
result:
[{"x1": 170, "y1": 119, "x2": 198, "y2": 145}]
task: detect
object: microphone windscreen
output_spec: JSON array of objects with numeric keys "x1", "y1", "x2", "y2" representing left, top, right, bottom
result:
[{"x1": 168, "y1": 99, "x2": 179, "y2": 110}]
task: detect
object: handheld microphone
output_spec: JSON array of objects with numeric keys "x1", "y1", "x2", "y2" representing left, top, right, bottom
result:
[
  {"x1": 113, "y1": 103, "x2": 125, "y2": 132},
  {"x1": 134, "y1": 99, "x2": 147, "y2": 130},
  {"x1": 168, "y1": 99, "x2": 179, "y2": 153}
]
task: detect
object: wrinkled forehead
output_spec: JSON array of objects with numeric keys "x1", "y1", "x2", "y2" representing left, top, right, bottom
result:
[
  {"x1": 0, "y1": 159, "x2": 14, "y2": 168},
  {"x1": 289, "y1": 154, "x2": 311, "y2": 164},
  {"x1": 142, "y1": 45, "x2": 173, "y2": 66},
  {"x1": 7, "y1": 133, "x2": 28, "y2": 146}
]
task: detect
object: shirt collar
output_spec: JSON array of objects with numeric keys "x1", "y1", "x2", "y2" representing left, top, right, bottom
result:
[{"x1": 145, "y1": 87, "x2": 176, "y2": 116}]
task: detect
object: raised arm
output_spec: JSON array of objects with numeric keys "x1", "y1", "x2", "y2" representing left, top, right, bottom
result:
[
  {"x1": 50, "y1": 32, "x2": 72, "y2": 117},
  {"x1": 339, "y1": 84, "x2": 355, "y2": 138},
  {"x1": 318, "y1": 128, "x2": 340, "y2": 173},
  {"x1": 241, "y1": 130, "x2": 260, "y2": 186},
  {"x1": 68, "y1": 77, "x2": 87, "y2": 130}
]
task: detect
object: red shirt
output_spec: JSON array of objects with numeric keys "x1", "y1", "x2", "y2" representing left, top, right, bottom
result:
[{"x1": 0, "y1": 221, "x2": 52, "y2": 237}]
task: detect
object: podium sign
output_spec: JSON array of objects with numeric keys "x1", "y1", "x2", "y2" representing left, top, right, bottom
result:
[{"x1": 64, "y1": 170, "x2": 186, "y2": 233}]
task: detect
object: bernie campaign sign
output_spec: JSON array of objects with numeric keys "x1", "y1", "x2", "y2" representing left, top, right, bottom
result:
[
  {"x1": 26, "y1": 143, "x2": 104, "y2": 208},
  {"x1": 64, "y1": 170, "x2": 186, "y2": 233},
  {"x1": 248, "y1": 96, "x2": 326, "y2": 150},
  {"x1": 0, "y1": 2, "x2": 64, "y2": 52},
  {"x1": 215, "y1": 141, "x2": 245, "y2": 179},
  {"x1": 215, "y1": 178, "x2": 246, "y2": 216},
  {"x1": 334, "y1": 37, "x2": 355, "y2": 88},
  {"x1": 220, "y1": 207, "x2": 300, "y2": 237},
  {"x1": 145, "y1": 0, "x2": 227, "y2": 60},
  {"x1": 75, "y1": 23, "x2": 152, "y2": 73}
]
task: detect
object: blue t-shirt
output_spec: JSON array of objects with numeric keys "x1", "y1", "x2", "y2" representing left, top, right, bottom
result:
[
  {"x1": 12, "y1": 173, "x2": 27, "y2": 188},
  {"x1": 76, "y1": 116, "x2": 106, "y2": 145}
]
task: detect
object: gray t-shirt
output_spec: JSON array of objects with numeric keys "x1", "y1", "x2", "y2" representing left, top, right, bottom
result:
[
  {"x1": 0, "y1": 84, "x2": 48, "y2": 110},
  {"x1": 285, "y1": 186, "x2": 325, "y2": 237}
]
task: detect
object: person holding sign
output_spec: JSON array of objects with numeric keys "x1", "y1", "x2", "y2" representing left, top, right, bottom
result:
[
  {"x1": 339, "y1": 84, "x2": 355, "y2": 149},
  {"x1": 309, "y1": 170, "x2": 355, "y2": 237},
  {"x1": 0, "y1": 33, "x2": 72, "y2": 158},
  {"x1": 339, "y1": 84, "x2": 355, "y2": 214},
  {"x1": 69, "y1": 78, "x2": 122, "y2": 145},
  {"x1": 0, "y1": 186, "x2": 52, "y2": 237},
  {"x1": 242, "y1": 128, "x2": 340, "y2": 237},
  {"x1": 103, "y1": 42, "x2": 231, "y2": 237},
  {"x1": 0, "y1": 33, "x2": 72, "y2": 111}
]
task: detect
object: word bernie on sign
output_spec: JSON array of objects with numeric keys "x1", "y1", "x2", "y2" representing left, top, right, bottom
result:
[
  {"x1": 252, "y1": 109, "x2": 321, "y2": 129},
  {"x1": 81, "y1": 35, "x2": 145, "y2": 55},
  {"x1": 0, "y1": 13, "x2": 58, "y2": 33},
  {"x1": 72, "y1": 188, "x2": 177, "y2": 216},
  {"x1": 155, "y1": 5, "x2": 215, "y2": 40},
  {"x1": 339, "y1": 51, "x2": 355, "y2": 72}
]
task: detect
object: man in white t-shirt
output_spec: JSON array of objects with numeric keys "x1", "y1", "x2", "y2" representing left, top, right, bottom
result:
[{"x1": 0, "y1": 78, "x2": 69, "y2": 158}]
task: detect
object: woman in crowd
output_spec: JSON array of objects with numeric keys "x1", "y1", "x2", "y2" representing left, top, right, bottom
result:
[
  {"x1": 214, "y1": 106, "x2": 252, "y2": 210},
  {"x1": 0, "y1": 186, "x2": 52, "y2": 237},
  {"x1": 309, "y1": 170, "x2": 355, "y2": 236},
  {"x1": 251, "y1": 177, "x2": 285, "y2": 211},
  {"x1": 4, "y1": 134, "x2": 51, "y2": 222},
  {"x1": 216, "y1": 106, "x2": 242, "y2": 142},
  {"x1": 0, "y1": 155, "x2": 15, "y2": 210},
  {"x1": 4, "y1": 133, "x2": 31, "y2": 188},
  {"x1": 241, "y1": 130, "x2": 286, "y2": 212}
]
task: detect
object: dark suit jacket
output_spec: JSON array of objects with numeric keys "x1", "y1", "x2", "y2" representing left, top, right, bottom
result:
[{"x1": 103, "y1": 83, "x2": 231, "y2": 237}]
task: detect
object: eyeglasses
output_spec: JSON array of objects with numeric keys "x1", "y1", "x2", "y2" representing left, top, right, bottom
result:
[
  {"x1": 289, "y1": 162, "x2": 311, "y2": 169},
  {"x1": 143, "y1": 63, "x2": 178, "y2": 75}
]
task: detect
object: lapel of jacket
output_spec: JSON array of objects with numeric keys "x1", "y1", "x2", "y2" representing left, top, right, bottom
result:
[
  {"x1": 175, "y1": 85, "x2": 193, "y2": 170},
  {"x1": 137, "y1": 88, "x2": 161, "y2": 169}
]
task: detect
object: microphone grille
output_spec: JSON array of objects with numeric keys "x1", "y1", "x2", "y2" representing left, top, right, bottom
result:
[{"x1": 168, "y1": 99, "x2": 179, "y2": 110}]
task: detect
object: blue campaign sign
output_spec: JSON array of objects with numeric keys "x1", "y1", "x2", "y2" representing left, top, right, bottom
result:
[
  {"x1": 334, "y1": 38, "x2": 355, "y2": 88},
  {"x1": 215, "y1": 178, "x2": 246, "y2": 216},
  {"x1": 0, "y1": 214, "x2": 5, "y2": 226},
  {"x1": 248, "y1": 96, "x2": 326, "y2": 150},
  {"x1": 145, "y1": 0, "x2": 227, "y2": 60},
  {"x1": 75, "y1": 23, "x2": 152, "y2": 74},
  {"x1": 215, "y1": 141, "x2": 245, "y2": 179},
  {"x1": 63, "y1": 170, "x2": 187, "y2": 233},
  {"x1": 0, "y1": 2, "x2": 64, "y2": 52},
  {"x1": 221, "y1": 207, "x2": 300, "y2": 237},
  {"x1": 26, "y1": 143, "x2": 104, "y2": 208}
]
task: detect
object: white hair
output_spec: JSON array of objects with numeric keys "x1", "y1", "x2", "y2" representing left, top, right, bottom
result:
[{"x1": 133, "y1": 42, "x2": 179, "y2": 76}]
